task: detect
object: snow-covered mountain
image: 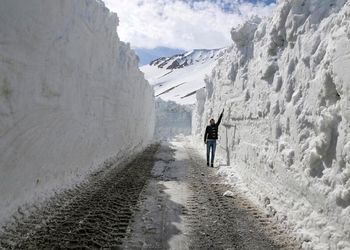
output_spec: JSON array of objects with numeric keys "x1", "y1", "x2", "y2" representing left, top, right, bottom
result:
[
  {"x1": 193, "y1": 1, "x2": 350, "y2": 248},
  {"x1": 141, "y1": 48, "x2": 226, "y2": 105},
  {"x1": 134, "y1": 47, "x2": 185, "y2": 66}
]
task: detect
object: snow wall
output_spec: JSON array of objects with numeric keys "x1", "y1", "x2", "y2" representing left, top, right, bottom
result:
[
  {"x1": 193, "y1": 0, "x2": 350, "y2": 248},
  {"x1": 155, "y1": 99, "x2": 192, "y2": 140},
  {"x1": 0, "y1": 0, "x2": 154, "y2": 224}
]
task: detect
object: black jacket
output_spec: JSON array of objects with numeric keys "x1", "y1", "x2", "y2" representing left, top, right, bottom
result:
[{"x1": 204, "y1": 111, "x2": 223, "y2": 141}]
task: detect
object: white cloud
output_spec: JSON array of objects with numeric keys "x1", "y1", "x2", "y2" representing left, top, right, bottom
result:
[{"x1": 102, "y1": 0, "x2": 275, "y2": 50}]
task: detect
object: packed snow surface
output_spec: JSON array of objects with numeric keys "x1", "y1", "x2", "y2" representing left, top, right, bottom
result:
[
  {"x1": 0, "y1": 0, "x2": 154, "y2": 224},
  {"x1": 193, "y1": 0, "x2": 350, "y2": 249},
  {"x1": 141, "y1": 49, "x2": 225, "y2": 105}
]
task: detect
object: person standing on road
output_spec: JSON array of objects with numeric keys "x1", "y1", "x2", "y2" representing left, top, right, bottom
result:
[{"x1": 204, "y1": 109, "x2": 224, "y2": 167}]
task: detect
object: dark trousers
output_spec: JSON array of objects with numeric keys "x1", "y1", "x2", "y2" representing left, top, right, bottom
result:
[{"x1": 206, "y1": 139, "x2": 216, "y2": 164}]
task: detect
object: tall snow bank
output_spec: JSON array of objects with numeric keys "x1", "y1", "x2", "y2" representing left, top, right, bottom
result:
[
  {"x1": 155, "y1": 99, "x2": 192, "y2": 140},
  {"x1": 193, "y1": 0, "x2": 350, "y2": 248},
  {"x1": 0, "y1": 0, "x2": 154, "y2": 224}
]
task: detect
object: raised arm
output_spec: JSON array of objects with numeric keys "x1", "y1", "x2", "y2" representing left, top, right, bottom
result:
[{"x1": 216, "y1": 109, "x2": 224, "y2": 126}]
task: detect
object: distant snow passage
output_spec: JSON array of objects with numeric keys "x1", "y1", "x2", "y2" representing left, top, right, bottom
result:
[{"x1": 154, "y1": 99, "x2": 192, "y2": 140}]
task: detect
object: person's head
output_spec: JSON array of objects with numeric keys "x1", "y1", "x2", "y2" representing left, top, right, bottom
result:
[{"x1": 210, "y1": 118, "x2": 215, "y2": 125}]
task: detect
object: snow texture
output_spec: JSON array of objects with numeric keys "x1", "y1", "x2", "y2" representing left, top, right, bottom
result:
[
  {"x1": 193, "y1": 0, "x2": 350, "y2": 248},
  {"x1": 154, "y1": 99, "x2": 192, "y2": 140},
  {"x1": 223, "y1": 190, "x2": 235, "y2": 197},
  {"x1": 0, "y1": 0, "x2": 154, "y2": 224}
]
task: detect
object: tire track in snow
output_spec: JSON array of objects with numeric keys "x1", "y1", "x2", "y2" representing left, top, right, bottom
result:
[
  {"x1": 0, "y1": 144, "x2": 160, "y2": 249},
  {"x1": 0, "y1": 141, "x2": 299, "y2": 249},
  {"x1": 183, "y1": 144, "x2": 300, "y2": 250}
]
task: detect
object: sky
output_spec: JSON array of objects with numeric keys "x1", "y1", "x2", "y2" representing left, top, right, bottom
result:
[
  {"x1": 102, "y1": 0, "x2": 276, "y2": 64},
  {"x1": 103, "y1": 0, "x2": 276, "y2": 50}
]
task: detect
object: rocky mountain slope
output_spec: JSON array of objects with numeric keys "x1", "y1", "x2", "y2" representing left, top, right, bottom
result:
[{"x1": 141, "y1": 48, "x2": 225, "y2": 105}]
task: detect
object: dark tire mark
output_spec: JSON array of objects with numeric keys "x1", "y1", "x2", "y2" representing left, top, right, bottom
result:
[
  {"x1": 0, "y1": 144, "x2": 160, "y2": 249},
  {"x1": 184, "y1": 146, "x2": 300, "y2": 250}
]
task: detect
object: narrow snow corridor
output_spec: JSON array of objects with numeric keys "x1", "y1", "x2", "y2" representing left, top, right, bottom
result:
[
  {"x1": 0, "y1": 138, "x2": 299, "y2": 249},
  {"x1": 2, "y1": 0, "x2": 350, "y2": 248}
]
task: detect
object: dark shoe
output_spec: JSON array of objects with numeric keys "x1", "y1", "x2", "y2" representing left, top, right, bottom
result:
[
  {"x1": 207, "y1": 162, "x2": 209, "y2": 166},
  {"x1": 211, "y1": 164, "x2": 214, "y2": 168}
]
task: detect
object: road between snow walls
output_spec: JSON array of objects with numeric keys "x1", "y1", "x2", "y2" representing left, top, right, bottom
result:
[
  {"x1": 193, "y1": 0, "x2": 350, "y2": 249},
  {"x1": 0, "y1": 140, "x2": 300, "y2": 249},
  {"x1": 0, "y1": 0, "x2": 154, "y2": 225},
  {"x1": 1, "y1": 0, "x2": 350, "y2": 249}
]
